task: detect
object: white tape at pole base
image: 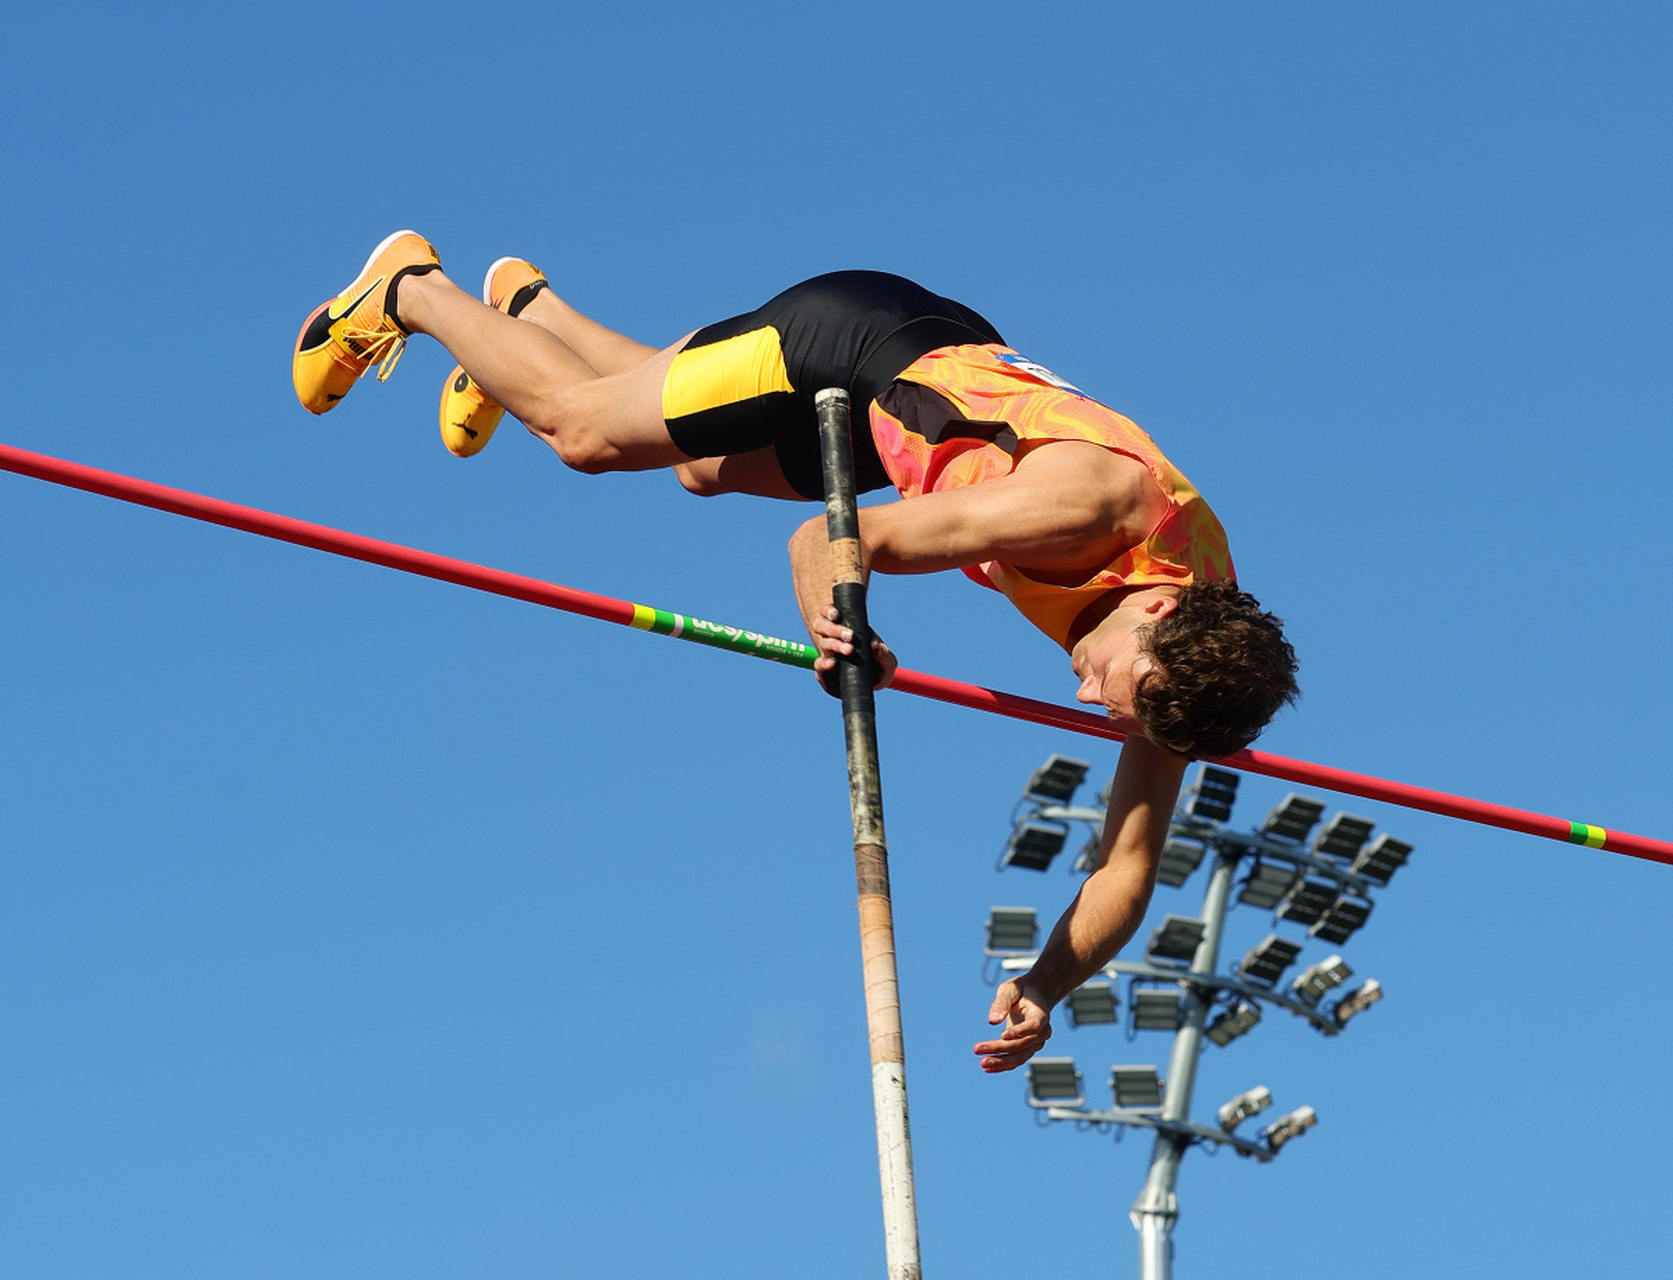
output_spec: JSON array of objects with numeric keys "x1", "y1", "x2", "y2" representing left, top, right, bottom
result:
[{"x1": 871, "y1": 1060, "x2": 922, "y2": 1280}]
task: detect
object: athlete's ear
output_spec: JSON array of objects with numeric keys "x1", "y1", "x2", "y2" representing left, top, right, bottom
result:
[{"x1": 1143, "y1": 594, "x2": 1180, "y2": 619}]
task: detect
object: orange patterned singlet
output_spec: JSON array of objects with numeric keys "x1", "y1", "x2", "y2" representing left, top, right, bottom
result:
[{"x1": 869, "y1": 345, "x2": 1235, "y2": 651}]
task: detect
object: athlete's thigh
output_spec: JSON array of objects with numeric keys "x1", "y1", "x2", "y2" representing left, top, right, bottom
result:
[
  {"x1": 674, "y1": 447, "x2": 814, "y2": 500},
  {"x1": 555, "y1": 337, "x2": 695, "y2": 472}
]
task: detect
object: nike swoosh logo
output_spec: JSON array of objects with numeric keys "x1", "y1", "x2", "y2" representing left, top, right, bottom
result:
[
  {"x1": 298, "y1": 279, "x2": 383, "y2": 354},
  {"x1": 331, "y1": 279, "x2": 383, "y2": 323}
]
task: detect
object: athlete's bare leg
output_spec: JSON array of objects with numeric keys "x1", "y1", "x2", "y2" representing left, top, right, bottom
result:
[
  {"x1": 515, "y1": 289, "x2": 657, "y2": 377},
  {"x1": 396, "y1": 270, "x2": 688, "y2": 473},
  {"x1": 672, "y1": 448, "x2": 813, "y2": 500}
]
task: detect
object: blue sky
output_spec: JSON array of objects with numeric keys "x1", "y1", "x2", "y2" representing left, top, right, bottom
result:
[{"x1": 3, "y1": 3, "x2": 1670, "y2": 1276}]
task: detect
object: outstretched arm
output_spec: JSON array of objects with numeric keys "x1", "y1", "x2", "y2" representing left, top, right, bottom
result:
[{"x1": 975, "y1": 735, "x2": 1188, "y2": 1073}]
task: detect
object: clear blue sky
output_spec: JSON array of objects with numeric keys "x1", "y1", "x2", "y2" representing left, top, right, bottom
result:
[{"x1": 3, "y1": 3, "x2": 1670, "y2": 1276}]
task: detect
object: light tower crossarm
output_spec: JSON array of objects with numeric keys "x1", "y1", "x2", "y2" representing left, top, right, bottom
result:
[
  {"x1": 994, "y1": 955, "x2": 1351, "y2": 1035},
  {"x1": 1042, "y1": 1106, "x2": 1274, "y2": 1162}
]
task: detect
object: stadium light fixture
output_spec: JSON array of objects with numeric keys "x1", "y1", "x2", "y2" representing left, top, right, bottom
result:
[
  {"x1": 1276, "y1": 877, "x2": 1340, "y2": 928},
  {"x1": 1263, "y1": 794, "x2": 1326, "y2": 843},
  {"x1": 1353, "y1": 834, "x2": 1413, "y2": 886},
  {"x1": 1066, "y1": 981, "x2": 1120, "y2": 1027},
  {"x1": 1028, "y1": 1056, "x2": 1084, "y2": 1108},
  {"x1": 1291, "y1": 955, "x2": 1352, "y2": 1007},
  {"x1": 1155, "y1": 836, "x2": 1207, "y2": 888},
  {"x1": 1238, "y1": 858, "x2": 1304, "y2": 910},
  {"x1": 1132, "y1": 988, "x2": 1183, "y2": 1031},
  {"x1": 1205, "y1": 999, "x2": 1262, "y2": 1047},
  {"x1": 1312, "y1": 812, "x2": 1376, "y2": 863},
  {"x1": 1184, "y1": 765, "x2": 1239, "y2": 823},
  {"x1": 1309, "y1": 895, "x2": 1373, "y2": 945},
  {"x1": 1263, "y1": 1105, "x2": 1317, "y2": 1153},
  {"x1": 1024, "y1": 755, "x2": 1090, "y2": 805},
  {"x1": 1145, "y1": 915, "x2": 1207, "y2": 966},
  {"x1": 1002, "y1": 819, "x2": 1069, "y2": 872},
  {"x1": 1110, "y1": 1065, "x2": 1165, "y2": 1110},
  {"x1": 1332, "y1": 979, "x2": 1383, "y2": 1027},
  {"x1": 1217, "y1": 1085, "x2": 1272, "y2": 1131},
  {"x1": 1237, "y1": 934, "x2": 1303, "y2": 987},
  {"x1": 985, "y1": 906, "x2": 1039, "y2": 955}
]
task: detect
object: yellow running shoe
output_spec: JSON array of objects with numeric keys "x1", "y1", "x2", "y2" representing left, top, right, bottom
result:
[
  {"x1": 438, "y1": 257, "x2": 548, "y2": 457},
  {"x1": 293, "y1": 230, "x2": 442, "y2": 415}
]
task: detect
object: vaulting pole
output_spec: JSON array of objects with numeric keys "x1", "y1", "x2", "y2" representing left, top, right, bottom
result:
[
  {"x1": 814, "y1": 389, "x2": 921, "y2": 1280},
  {"x1": 1, "y1": 441, "x2": 1669, "y2": 866}
]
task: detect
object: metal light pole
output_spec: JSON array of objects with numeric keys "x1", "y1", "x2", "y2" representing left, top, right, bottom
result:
[
  {"x1": 816, "y1": 388, "x2": 921, "y2": 1280},
  {"x1": 1130, "y1": 844, "x2": 1236, "y2": 1279}
]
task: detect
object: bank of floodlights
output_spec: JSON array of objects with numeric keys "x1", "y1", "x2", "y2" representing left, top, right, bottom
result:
[
  {"x1": 1217, "y1": 1085, "x2": 1272, "y2": 1132},
  {"x1": 1025, "y1": 755, "x2": 1090, "y2": 805},
  {"x1": 986, "y1": 759, "x2": 1414, "y2": 1274},
  {"x1": 1027, "y1": 1057, "x2": 1085, "y2": 1108},
  {"x1": 985, "y1": 906, "x2": 1038, "y2": 956},
  {"x1": 1145, "y1": 915, "x2": 1206, "y2": 966},
  {"x1": 1110, "y1": 1065, "x2": 1164, "y2": 1110},
  {"x1": 1002, "y1": 819, "x2": 1070, "y2": 872},
  {"x1": 1205, "y1": 999, "x2": 1263, "y2": 1047},
  {"x1": 1263, "y1": 793, "x2": 1326, "y2": 843},
  {"x1": 1292, "y1": 955, "x2": 1353, "y2": 1006},
  {"x1": 1263, "y1": 1105, "x2": 1317, "y2": 1154},
  {"x1": 1067, "y1": 981, "x2": 1120, "y2": 1027},
  {"x1": 1333, "y1": 979, "x2": 1383, "y2": 1027}
]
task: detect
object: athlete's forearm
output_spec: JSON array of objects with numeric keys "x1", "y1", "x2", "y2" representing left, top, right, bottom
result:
[
  {"x1": 1023, "y1": 855, "x2": 1158, "y2": 1005},
  {"x1": 787, "y1": 517, "x2": 864, "y2": 630},
  {"x1": 1021, "y1": 738, "x2": 1186, "y2": 1004}
]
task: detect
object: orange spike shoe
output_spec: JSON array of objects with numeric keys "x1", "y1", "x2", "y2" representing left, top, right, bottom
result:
[
  {"x1": 438, "y1": 257, "x2": 548, "y2": 457},
  {"x1": 292, "y1": 230, "x2": 441, "y2": 414}
]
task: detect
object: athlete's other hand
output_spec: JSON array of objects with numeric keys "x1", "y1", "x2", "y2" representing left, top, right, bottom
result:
[
  {"x1": 975, "y1": 979, "x2": 1053, "y2": 1073},
  {"x1": 811, "y1": 603, "x2": 897, "y2": 694}
]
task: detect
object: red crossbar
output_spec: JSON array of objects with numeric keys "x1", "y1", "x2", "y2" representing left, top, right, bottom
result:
[{"x1": 3, "y1": 441, "x2": 1668, "y2": 867}]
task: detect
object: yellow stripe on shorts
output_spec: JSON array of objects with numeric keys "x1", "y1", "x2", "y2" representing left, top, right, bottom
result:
[{"x1": 662, "y1": 326, "x2": 793, "y2": 420}]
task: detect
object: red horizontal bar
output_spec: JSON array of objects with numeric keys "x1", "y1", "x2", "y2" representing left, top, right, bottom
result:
[{"x1": 4, "y1": 441, "x2": 1669, "y2": 868}]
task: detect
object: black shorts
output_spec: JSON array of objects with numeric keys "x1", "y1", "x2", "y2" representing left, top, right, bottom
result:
[{"x1": 661, "y1": 271, "x2": 1005, "y2": 499}]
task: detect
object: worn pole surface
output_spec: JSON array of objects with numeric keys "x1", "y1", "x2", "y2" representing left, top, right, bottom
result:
[{"x1": 815, "y1": 388, "x2": 921, "y2": 1280}]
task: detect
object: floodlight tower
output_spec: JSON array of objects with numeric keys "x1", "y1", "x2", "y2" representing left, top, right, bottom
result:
[{"x1": 985, "y1": 759, "x2": 1411, "y2": 1279}]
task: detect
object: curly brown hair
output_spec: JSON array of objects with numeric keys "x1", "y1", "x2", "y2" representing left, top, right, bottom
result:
[{"x1": 1133, "y1": 581, "x2": 1299, "y2": 759}]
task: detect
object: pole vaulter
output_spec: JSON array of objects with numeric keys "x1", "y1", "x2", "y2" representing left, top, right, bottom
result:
[{"x1": 2, "y1": 438, "x2": 1669, "y2": 867}]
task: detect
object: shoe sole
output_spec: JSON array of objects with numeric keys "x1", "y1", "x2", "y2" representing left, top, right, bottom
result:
[
  {"x1": 482, "y1": 256, "x2": 549, "y2": 310},
  {"x1": 482, "y1": 257, "x2": 519, "y2": 304}
]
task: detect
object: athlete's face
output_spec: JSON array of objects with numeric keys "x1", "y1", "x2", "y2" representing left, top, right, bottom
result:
[
  {"x1": 1070, "y1": 592, "x2": 1179, "y2": 737},
  {"x1": 1073, "y1": 626, "x2": 1157, "y2": 735}
]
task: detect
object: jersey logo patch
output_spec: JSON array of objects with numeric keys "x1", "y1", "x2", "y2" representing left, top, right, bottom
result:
[{"x1": 996, "y1": 352, "x2": 1086, "y2": 396}]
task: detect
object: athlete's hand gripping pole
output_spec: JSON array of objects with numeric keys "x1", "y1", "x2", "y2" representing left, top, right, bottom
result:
[{"x1": 815, "y1": 388, "x2": 922, "y2": 1280}]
